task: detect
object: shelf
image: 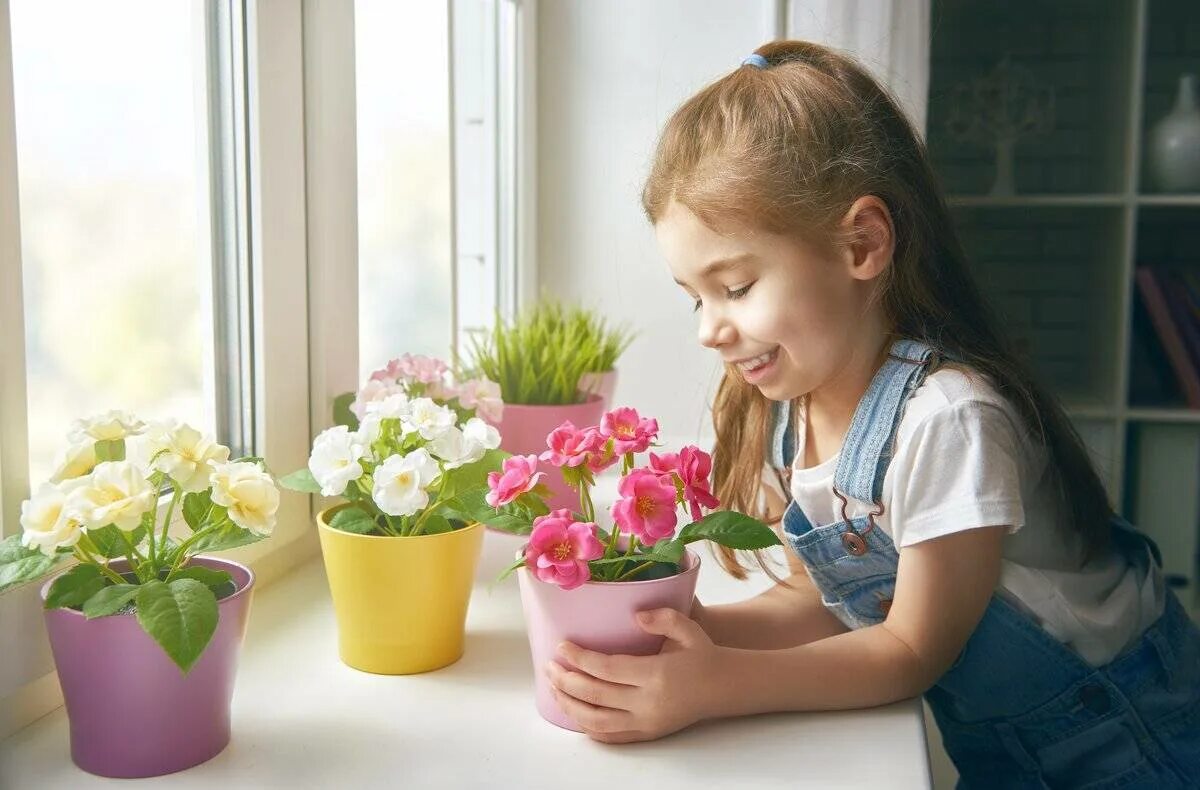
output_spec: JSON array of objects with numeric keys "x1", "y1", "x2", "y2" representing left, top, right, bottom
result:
[
  {"x1": 1125, "y1": 408, "x2": 1200, "y2": 424},
  {"x1": 1138, "y1": 195, "x2": 1200, "y2": 206}
]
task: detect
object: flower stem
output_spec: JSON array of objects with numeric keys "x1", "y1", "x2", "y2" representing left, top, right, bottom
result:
[
  {"x1": 75, "y1": 539, "x2": 128, "y2": 585},
  {"x1": 613, "y1": 560, "x2": 656, "y2": 583},
  {"x1": 160, "y1": 484, "x2": 182, "y2": 562}
]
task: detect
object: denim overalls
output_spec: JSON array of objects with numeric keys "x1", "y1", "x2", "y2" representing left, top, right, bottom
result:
[{"x1": 770, "y1": 338, "x2": 1200, "y2": 788}]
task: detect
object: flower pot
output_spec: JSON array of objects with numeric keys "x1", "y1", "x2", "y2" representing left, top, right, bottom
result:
[
  {"x1": 577, "y1": 369, "x2": 618, "y2": 410},
  {"x1": 517, "y1": 548, "x2": 701, "y2": 731},
  {"x1": 317, "y1": 505, "x2": 484, "y2": 674},
  {"x1": 41, "y1": 556, "x2": 255, "y2": 779},
  {"x1": 494, "y1": 394, "x2": 607, "y2": 512}
]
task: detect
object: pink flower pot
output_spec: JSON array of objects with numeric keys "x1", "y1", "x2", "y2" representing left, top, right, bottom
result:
[
  {"x1": 517, "y1": 548, "x2": 701, "y2": 731},
  {"x1": 41, "y1": 556, "x2": 254, "y2": 778},
  {"x1": 494, "y1": 394, "x2": 607, "y2": 513},
  {"x1": 577, "y1": 369, "x2": 617, "y2": 411}
]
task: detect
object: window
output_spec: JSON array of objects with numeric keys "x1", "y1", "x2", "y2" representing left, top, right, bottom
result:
[
  {"x1": 355, "y1": 0, "x2": 454, "y2": 377},
  {"x1": 10, "y1": 0, "x2": 223, "y2": 487}
]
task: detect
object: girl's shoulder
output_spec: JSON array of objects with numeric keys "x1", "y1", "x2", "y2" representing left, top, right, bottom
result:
[{"x1": 899, "y1": 363, "x2": 1026, "y2": 444}]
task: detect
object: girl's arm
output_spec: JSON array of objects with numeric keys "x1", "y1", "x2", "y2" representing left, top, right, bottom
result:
[
  {"x1": 704, "y1": 524, "x2": 1007, "y2": 717},
  {"x1": 693, "y1": 480, "x2": 849, "y2": 649}
]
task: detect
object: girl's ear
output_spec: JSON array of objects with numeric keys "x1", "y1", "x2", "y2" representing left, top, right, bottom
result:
[{"x1": 840, "y1": 195, "x2": 895, "y2": 282}]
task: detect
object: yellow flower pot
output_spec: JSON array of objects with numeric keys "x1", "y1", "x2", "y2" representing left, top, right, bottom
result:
[{"x1": 317, "y1": 505, "x2": 484, "y2": 674}]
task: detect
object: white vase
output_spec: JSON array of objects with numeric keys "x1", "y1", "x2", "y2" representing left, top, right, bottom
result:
[{"x1": 1148, "y1": 74, "x2": 1200, "y2": 193}]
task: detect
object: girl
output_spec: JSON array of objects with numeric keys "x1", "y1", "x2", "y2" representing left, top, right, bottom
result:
[{"x1": 543, "y1": 41, "x2": 1200, "y2": 787}]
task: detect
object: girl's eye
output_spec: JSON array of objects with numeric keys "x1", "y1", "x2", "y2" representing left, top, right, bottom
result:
[{"x1": 727, "y1": 283, "x2": 753, "y2": 300}]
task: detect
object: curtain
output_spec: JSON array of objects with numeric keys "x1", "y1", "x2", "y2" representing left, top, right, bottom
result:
[{"x1": 788, "y1": 0, "x2": 931, "y2": 137}]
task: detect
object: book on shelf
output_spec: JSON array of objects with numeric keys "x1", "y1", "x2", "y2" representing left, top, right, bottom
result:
[{"x1": 1134, "y1": 266, "x2": 1200, "y2": 409}]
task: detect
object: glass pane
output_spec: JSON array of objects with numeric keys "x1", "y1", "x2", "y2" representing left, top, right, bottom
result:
[
  {"x1": 355, "y1": 0, "x2": 453, "y2": 379},
  {"x1": 11, "y1": 1, "x2": 216, "y2": 484}
]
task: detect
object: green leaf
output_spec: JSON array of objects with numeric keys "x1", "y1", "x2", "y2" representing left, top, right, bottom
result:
[
  {"x1": 329, "y1": 507, "x2": 377, "y2": 535},
  {"x1": 82, "y1": 584, "x2": 140, "y2": 618},
  {"x1": 135, "y1": 579, "x2": 218, "y2": 673},
  {"x1": 333, "y1": 392, "x2": 360, "y2": 431},
  {"x1": 677, "y1": 511, "x2": 782, "y2": 550},
  {"x1": 44, "y1": 564, "x2": 109, "y2": 609},
  {"x1": 438, "y1": 449, "x2": 507, "y2": 499},
  {"x1": 182, "y1": 491, "x2": 213, "y2": 530},
  {"x1": 87, "y1": 523, "x2": 147, "y2": 558},
  {"x1": 94, "y1": 438, "x2": 126, "y2": 462},
  {"x1": 415, "y1": 513, "x2": 453, "y2": 535},
  {"x1": 187, "y1": 521, "x2": 264, "y2": 554},
  {"x1": 0, "y1": 536, "x2": 62, "y2": 593},
  {"x1": 279, "y1": 468, "x2": 322, "y2": 494},
  {"x1": 169, "y1": 565, "x2": 233, "y2": 591}
]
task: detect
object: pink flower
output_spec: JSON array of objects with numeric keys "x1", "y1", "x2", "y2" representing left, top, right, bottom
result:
[
  {"x1": 369, "y1": 359, "x2": 406, "y2": 384},
  {"x1": 611, "y1": 468, "x2": 678, "y2": 545},
  {"x1": 675, "y1": 446, "x2": 720, "y2": 521},
  {"x1": 539, "y1": 420, "x2": 600, "y2": 468},
  {"x1": 457, "y1": 377, "x2": 504, "y2": 423},
  {"x1": 486, "y1": 454, "x2": 544, "y2": 508},
  {"x1": 524, "y1": 510, "x2": 604, "y2": 590},
  {"x1": 583, "y1": 427, "x2": 619, "y2": 473},
  {"x1": 648, "y1": 451, "x2": 679, "y2": 477},
  {"x1": 396, "y1": 354, "x2": 448, "y2": 385},
  {"x1": 599, "y1": 407, "x2": 659, "y2": 454},
  {"x1": 351, "y1": 378, "x2": 406, "y2": 419}
]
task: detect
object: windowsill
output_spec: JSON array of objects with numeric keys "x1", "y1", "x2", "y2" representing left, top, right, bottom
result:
[{"x1": 0, "y1": 526, "x2": 931, "y2": 787}]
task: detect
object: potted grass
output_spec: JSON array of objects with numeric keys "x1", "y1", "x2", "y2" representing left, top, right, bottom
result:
[
  {"x1": 0, "y1": 411, "x2": 279, "y2": 777},
  {"x1": 464, "y1": 406, "x2": 781, "y2": 731},
  {"x1": 463, "y1": 298, "x2": 632, "y2": 511},
  {"x1": 280, "y1": 355, "x2": 521, "y2": 674}
]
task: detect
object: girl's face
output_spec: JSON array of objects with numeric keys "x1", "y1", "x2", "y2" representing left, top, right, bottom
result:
[{"x1": 656, "y1": 199, "x2": 884, "y2": 404}]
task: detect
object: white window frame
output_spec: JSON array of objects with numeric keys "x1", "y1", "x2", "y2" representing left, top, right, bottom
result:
[{"x1": 0, "y1": 0, "x2": 531, "y2": 739}]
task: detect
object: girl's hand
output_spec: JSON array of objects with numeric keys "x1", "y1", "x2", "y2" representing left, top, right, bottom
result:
[{"x1": 545, "y1": 607, "x2": 722, "y2": 743}]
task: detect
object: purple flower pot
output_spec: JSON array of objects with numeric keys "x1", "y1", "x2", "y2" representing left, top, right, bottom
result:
[{"x1": 40, "y1": 556, "x2": 255, "y2": 778}]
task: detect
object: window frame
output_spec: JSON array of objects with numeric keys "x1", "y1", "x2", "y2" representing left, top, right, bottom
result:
[{"x1": 0, "y1": 0, "x2": 534, "y2": 740}]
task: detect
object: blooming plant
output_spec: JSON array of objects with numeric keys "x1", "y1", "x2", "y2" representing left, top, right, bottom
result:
[
  {"x1": 477, "y1": 407, "x2": 781, "y2": 589},
  {"x1": 0, "y1": 411, "x2": 280, "y2": 672},
  {"x1": 280, "y1": 355, "x2": 529, "y2": 536}
]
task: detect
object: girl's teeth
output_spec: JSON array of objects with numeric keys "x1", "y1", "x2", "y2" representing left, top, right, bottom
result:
[{"x1": 738, "y1": 349, "x2": 775, "y2": 371}]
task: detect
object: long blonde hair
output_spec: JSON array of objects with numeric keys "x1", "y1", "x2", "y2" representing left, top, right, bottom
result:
[{"x1": 642, "y1": 41, "x2": 1113, "y2": 578}]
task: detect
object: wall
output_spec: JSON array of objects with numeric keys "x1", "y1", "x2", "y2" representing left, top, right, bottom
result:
[{"x1": 536, "y1": 0, "x2": 779, "y2": 445}]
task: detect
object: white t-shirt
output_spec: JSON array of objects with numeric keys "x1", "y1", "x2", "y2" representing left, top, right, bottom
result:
[{"x1": 764, "y1": 367, "x2": 1164, "y2": 667}]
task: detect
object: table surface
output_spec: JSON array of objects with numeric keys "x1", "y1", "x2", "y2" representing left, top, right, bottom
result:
[{"x1": 0, "y1": 528, "x2": 931, "y2": 789}]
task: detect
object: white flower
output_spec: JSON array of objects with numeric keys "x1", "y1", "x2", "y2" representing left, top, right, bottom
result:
[
  {"x1": 308, "y1": 425, "x2": 367, "y2": 497},
  {"x1": 372, "y1": 448, "x2": 439, "y2": 517},
  {"x1": 404, "y1": 398, "x2": 455, "y2": 441},
  {"x1": 20, "y1": 481, "x2": 88, "y2": 556},
  {"x1": 364, "y1": 392, "x2": 411, "y2": 420},
  {"x1": 68, "y1": 410, "x2": 145, "y2": 444},
  {"x1": 138, "y1": 421, "x2": 231, "y2": 493},
  {"x1": 351, "y1": 379, "x2": 406, "y2": 420},
  {"x1": 48, "y1": 441, "x2": 98, "y2": 483},
  {"x1": 66, "y1": 461, "x2": 156, "y2": 532},
  {"x1": 209, "y1": 461, "x2": 279, "y2": 536},
  {"x1": 429, "y1": 418, "x2": 501, "y2": 469}
]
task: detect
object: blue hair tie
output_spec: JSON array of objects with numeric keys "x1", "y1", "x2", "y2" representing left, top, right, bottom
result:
[{"x1": 740, "y1": 53, "x2": 768, "y2": 69}]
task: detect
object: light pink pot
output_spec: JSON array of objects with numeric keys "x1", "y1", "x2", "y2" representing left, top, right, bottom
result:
[
  {"x1": 494, "y1": 394, "x2": 606, "y2": 512},
  {"x1": 517, "y1": 549, "x2": 700, "y2": 731}
]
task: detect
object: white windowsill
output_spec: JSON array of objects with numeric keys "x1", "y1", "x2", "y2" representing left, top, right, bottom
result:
[{"x1": 0, "y1": 519, "x2": 930, "y2": 789}]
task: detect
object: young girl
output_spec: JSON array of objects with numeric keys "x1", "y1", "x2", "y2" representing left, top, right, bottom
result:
[{"x1": 543, "y1": 41, "x2": 1200, "y2": 787}]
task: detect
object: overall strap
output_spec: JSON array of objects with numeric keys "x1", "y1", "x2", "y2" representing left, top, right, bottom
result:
[{"x1": 832, "y1": 339, "x2": 937, "y2": 505}]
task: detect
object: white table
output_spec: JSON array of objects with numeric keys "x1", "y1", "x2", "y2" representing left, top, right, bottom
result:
[{"x1": 0, "y1": 529, "x2": 932, "y2": 789}]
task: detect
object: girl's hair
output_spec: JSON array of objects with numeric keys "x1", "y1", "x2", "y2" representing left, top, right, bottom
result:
[{"x1": 641, "y1": 40, "x2": 1113, "y2": 578}]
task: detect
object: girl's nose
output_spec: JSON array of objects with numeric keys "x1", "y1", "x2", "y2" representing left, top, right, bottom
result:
[{"x1": 697, "y1": 307, "x2": 736, "y2": 349}]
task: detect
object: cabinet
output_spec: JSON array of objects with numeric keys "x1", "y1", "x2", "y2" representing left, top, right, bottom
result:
[{"x1": 928, "y1": 0, "x2": 1200, "y2": 596}]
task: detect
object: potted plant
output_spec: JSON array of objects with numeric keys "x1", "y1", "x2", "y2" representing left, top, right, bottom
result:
[
  {"x1": 0, "y1": 411, "x2": 279, "y2": 778},
  {"x1": 280, "y1": 355, "x2": 518, "y2": 675},
  {"x1": 463, "y1": 298, "x2": 632, "y2": 511},
  {"x1": 468, "y1": 406, "x2": 781, "y2": 731}
]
